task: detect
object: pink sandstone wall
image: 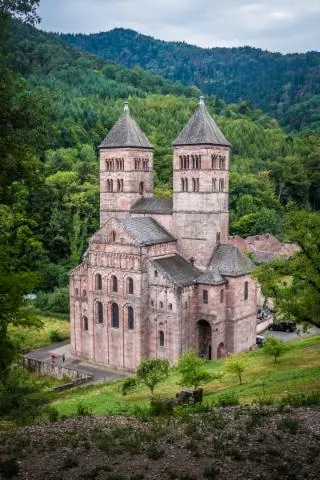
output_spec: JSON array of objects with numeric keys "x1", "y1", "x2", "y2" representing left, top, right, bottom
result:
[
  {"x1": 172, "y1": 144, "x2": 230, "y2": 268},
  {"x1": 100, "y1": 147, "x2": 153, "y2": 226}
]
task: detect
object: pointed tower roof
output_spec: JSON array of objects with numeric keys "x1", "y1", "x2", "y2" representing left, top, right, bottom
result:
[
  {"x1": 173, "y1": 96, "x2": 231, "y2": 147},
  {"x1": 99, "y1": 101, "x2": 152, "y2": 149}
]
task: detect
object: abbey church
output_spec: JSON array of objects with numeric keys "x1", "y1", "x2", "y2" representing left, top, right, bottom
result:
[{"x1": 70, "y1": 98, "x2": 257, "y2": 371}]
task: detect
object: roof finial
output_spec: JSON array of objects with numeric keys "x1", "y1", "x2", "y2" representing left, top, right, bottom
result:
[
  {"x1": 199, "y1": 95, "x2": 205, "y2": 106},
  {"x1": 124, "y1": 101, "x2": 129, "y2": 112}
]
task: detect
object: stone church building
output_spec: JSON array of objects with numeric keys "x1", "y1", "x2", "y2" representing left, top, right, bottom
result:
[{"x1": 70, "y1": 98, "x2": 257, "y2": 371}]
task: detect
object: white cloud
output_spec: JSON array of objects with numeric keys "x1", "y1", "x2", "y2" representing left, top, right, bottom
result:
[{"x1": 38, "y1": 0, "x2": 320, "y2": 53}]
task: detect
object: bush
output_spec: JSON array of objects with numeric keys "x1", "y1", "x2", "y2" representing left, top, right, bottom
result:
[
  {"x1": 214, "y1": 392, "x2": 239, "y2": 407},
  {"x1": 49, "y1": 329, "x2": 66, "y2": 342},
  {"x1": 0, "y1": 366, "x2": 50, "y2": 424},
  {"x1": 0, "y1": 458, "x2": 19, "y2": 478},
  {"x1": 45, "y1": 406, "x2": 59, "y2": 422},
  {"x1": 263, "y1": 336, "x2": 287, "y2": 363},
  {"x1": 177, "y1": 350, "x2": 211, "y2": 390},
  {"x1": 76, "y1": 403, "x2": 92, "y2": 416},
  {"x1": 150, "y1": 397, "x2": 175, "y2": 416},
  {"x1": 34, "y1": 287, "x2": 69, "y2": 314},
  {"x1": 279, "y1": 392, "x2": 320, "y2": 407}
]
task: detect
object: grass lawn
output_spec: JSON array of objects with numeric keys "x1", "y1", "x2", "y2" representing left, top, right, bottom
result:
[
  {"x1": 53, "y1": 334, "x2": 320, "y2": 416},
  {"x1": 9, "y1": 315, "x2": 70, "y2": 351}
]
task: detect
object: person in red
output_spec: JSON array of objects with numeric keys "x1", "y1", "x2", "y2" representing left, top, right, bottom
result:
[{"x1": 50, "y1": 353, "x2": 56, "y2": 363}]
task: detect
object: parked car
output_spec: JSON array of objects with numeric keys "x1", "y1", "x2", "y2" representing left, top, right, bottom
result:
[
  {"x1": 256, "y1": 335, "x2": 266, "y2": 347},
  {"x1": 268, "y1": 321, "x2": 297, "y2": 333}
]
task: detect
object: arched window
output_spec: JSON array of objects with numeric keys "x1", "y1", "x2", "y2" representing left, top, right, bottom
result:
[
  {"x1": 212, "y1": 154, "x2": 217, "y2": 169},
  {"x1": 196, "y1": 178, "x2": 200, "y2": 192},
  {"x1": 203, "y1": 290, "x2": 208, "y2": 304},
  {"x1": 159, "y1": 331, "x2": 165, "y2": 347},
  {"x1": 220, "y1": 289, "x2": 224, "y2": 303},
  {"x1": 216, "y1": 232, "x2": 221, "y2": 242},
  {"x1": 82, "y1": 289, "x2": 87, "y2": 297},
  {"x1": 111, "y1": 303, "x2": 119, "y2": 328},
  {"x1": 219, "y1": 178, "x2": 224, "y2": 191},
  {"x1": 185, "y1": 178, "x2": 188, "y2": 191},
  {"x1": 159, "y1": 301, "x2": 163, "y2": 309},
  {"x1": 83, "y1": 316, "x2": 88, "y2": 331},
  {"x1": 117, "y1": 179, "x2": 121, "y2": 192},
  {"x1": 112, "y1": 230, "x2": 116, "y2": 242},
  {"x1": 128, "y1": 277, "x2": 134, "y2": 294},
  {"x1": 75, "y1": 288, "x2": 79, "y2": 296},
  {"x1": 139, "y1": 181, "x2": 144, "y2": 195},
  {"x1": 191, "y1": 155, "x2": 195, "y2": 169},
  {"x1": 181, "y1": 178, "x2": 185, "y2": 191},
  {"x1": 180, "y1": 156, "x2": 183, "y2": 169},
  {"x1": 151, "y1": 299, "x2": 154, "y2": 307},
  {"x1": 111, "y1": 275, "x2": 118, "y2": 292},
  {"x1": 96, "y1": 302, "x2": 103, "y2": 323},
  {"x1": 128, "y1": 306, "x2": 134, "y2": 330},
  {"x1": 244, "y1": 281, "x2": 249, "y2": 301},
  {"x1": 95, "y1": 273, "x2": 102, "y2": 290},
  {"x1": 192, "y1": 178, "x2": 196, "y2": 192},
  {"x1": 168, "y1": 303, "x2": 172, "y2": 310},
  {"x1": 212, "y1": 178, "x2": 217, "y2": 191}
]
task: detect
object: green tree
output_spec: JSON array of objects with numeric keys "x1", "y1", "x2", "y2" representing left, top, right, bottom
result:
[
  {"x1": 177, "y1": 350, "x2": 211, "y2": 390},
  {"x1": 224, "y1": 354, "x2": 247, "y2": 385},
  {"x1": 122, "y1": 359, "x2": 169, "y2": 397},
  {"x1": 263, "y1": 337, "x2": 287, "y2": 364},
  {"x1": 254, "y1": 211, "x2": 320, "y2": 328}
]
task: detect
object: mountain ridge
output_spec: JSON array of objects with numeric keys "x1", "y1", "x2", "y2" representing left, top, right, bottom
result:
[{"x1": 60, "y1": 27, "x2": 320, "y2": 131}]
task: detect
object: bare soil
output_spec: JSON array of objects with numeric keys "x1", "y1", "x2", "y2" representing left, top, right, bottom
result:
[{"x1": 0, "y1": 406, "x2": 319, "y2": 479}]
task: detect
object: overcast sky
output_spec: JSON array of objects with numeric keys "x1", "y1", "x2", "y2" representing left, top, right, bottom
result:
[{"x1": 38, "y1": 0, "x2": 320, "y2": 53}]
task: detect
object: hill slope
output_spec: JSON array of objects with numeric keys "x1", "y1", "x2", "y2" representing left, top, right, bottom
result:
[{"x1": 61, "y1": 28, "x2": 320, "y2": 131}]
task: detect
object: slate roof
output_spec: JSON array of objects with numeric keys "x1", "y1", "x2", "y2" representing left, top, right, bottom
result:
[
  {"x1": 208, "y1": 244, "x2": 253, "y2": 276},
  {"x1": 100, "y1": 103, "x2": 152, "y2": 149},
  {"x1": 118, "y1": 217, "x2": 175, "y2": 246},
  {"x1": 173, "y1": 97, "x2": 231, "y2": 147},
  {"x1": 130, "y1": 197, "x2": 173, "y2": 214},
  {"x1": 153, "y1": 255, "x2": 202, "y2": 286},
  {"x1": 196, "y1": 269, "x2": 225, "y2": 285}
]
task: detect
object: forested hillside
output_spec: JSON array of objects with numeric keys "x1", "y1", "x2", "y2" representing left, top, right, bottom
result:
[
  {"x1": 1, "y1": 19, "x2": 320, "y2": 306},
  {"x1": 61, "y1": 28, "x2": 320, "y2": 132}
]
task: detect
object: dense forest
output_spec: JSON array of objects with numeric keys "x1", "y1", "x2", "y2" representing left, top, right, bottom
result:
[
  {"x1": 61, "y1": 28, "x2": 320, "y2": 132},
  {"x1": 0, "y1": 15, "x2": 319, "y2": 315}
]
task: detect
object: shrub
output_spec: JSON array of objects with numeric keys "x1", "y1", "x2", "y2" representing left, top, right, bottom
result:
[
  {"x1": 61, "y1": 455, "x2": 79, "y2": 469},
  {"x1": 177, "y1": 350, "x2": 211, "y2": 390},
  {"x1": 0, "y1": 366, "x2": 50, "y2": 424},
  {"x1": 0, "y1": 458, "x2": 19, "y2": 478},
  {"x1": 46, "y1": 406, "x2": 59, "y2": 422},
  {"x1": 76, "y1": 403, "x2": 92, "y2": 416},
  {"x1": 263, "y1": 336, "x2": 287, "y2": 363},
  {"x1": 278, "y1": 418, "x2": 299, "y2": 434},
  {"x1": 146, "y1": 442, "x2": 164, "y2": 460},
  {"x1": 150, "y1": 397, "x2": 175, "y2": 416},
  {"x1": 279, "y1": 392, "x2": 320, "y2": 406},
  {"x1": 49, "y1": 329, "x2": 66, "y2": 342},
  {"x1": 35, "y1": 287, "x2": 69, "y2": 314},
  {"x1": 215, "y1": 392, "x2": 239, "y2": 406},
  {"x1": 224, "y1": 354, "x2": 247, "y2": 384}
]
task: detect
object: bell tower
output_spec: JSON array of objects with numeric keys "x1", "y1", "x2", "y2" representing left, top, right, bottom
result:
[
  {"x1": 172, "y1": 97, "x2": 231, "y2": 269},
  {"x1": 99, "y1": 102, "x2": 153, "y2": 225}
]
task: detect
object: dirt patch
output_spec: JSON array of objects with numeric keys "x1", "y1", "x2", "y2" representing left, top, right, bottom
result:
[{"x1": 0, "y1": 407, "x2": 319, "y2": 479}]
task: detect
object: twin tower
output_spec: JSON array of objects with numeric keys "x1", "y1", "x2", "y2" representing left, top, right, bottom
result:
[{"x1": 99, "y1": 97, "x2": 231, "y2": 269}]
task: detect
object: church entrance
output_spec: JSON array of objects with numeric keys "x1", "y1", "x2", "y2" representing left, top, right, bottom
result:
[{"x1": 197, "y1": 320, "x2": 212, "y2": 360}]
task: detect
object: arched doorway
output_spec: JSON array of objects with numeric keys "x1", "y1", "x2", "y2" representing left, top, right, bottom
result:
[
  {"x1": 217, "y1": 342, "x2": 226, "y2": 359},
  {"x1": 197, "y1": 320, "x2": 212, "y2": 360}
]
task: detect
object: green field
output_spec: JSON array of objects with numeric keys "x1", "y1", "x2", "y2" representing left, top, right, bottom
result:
[
  {"x1": 53, "y1": 334, "x2": 320, "y2": 416},
  {"x1": 9, "y1": 315, "x2": 70, "y2": 351}
]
